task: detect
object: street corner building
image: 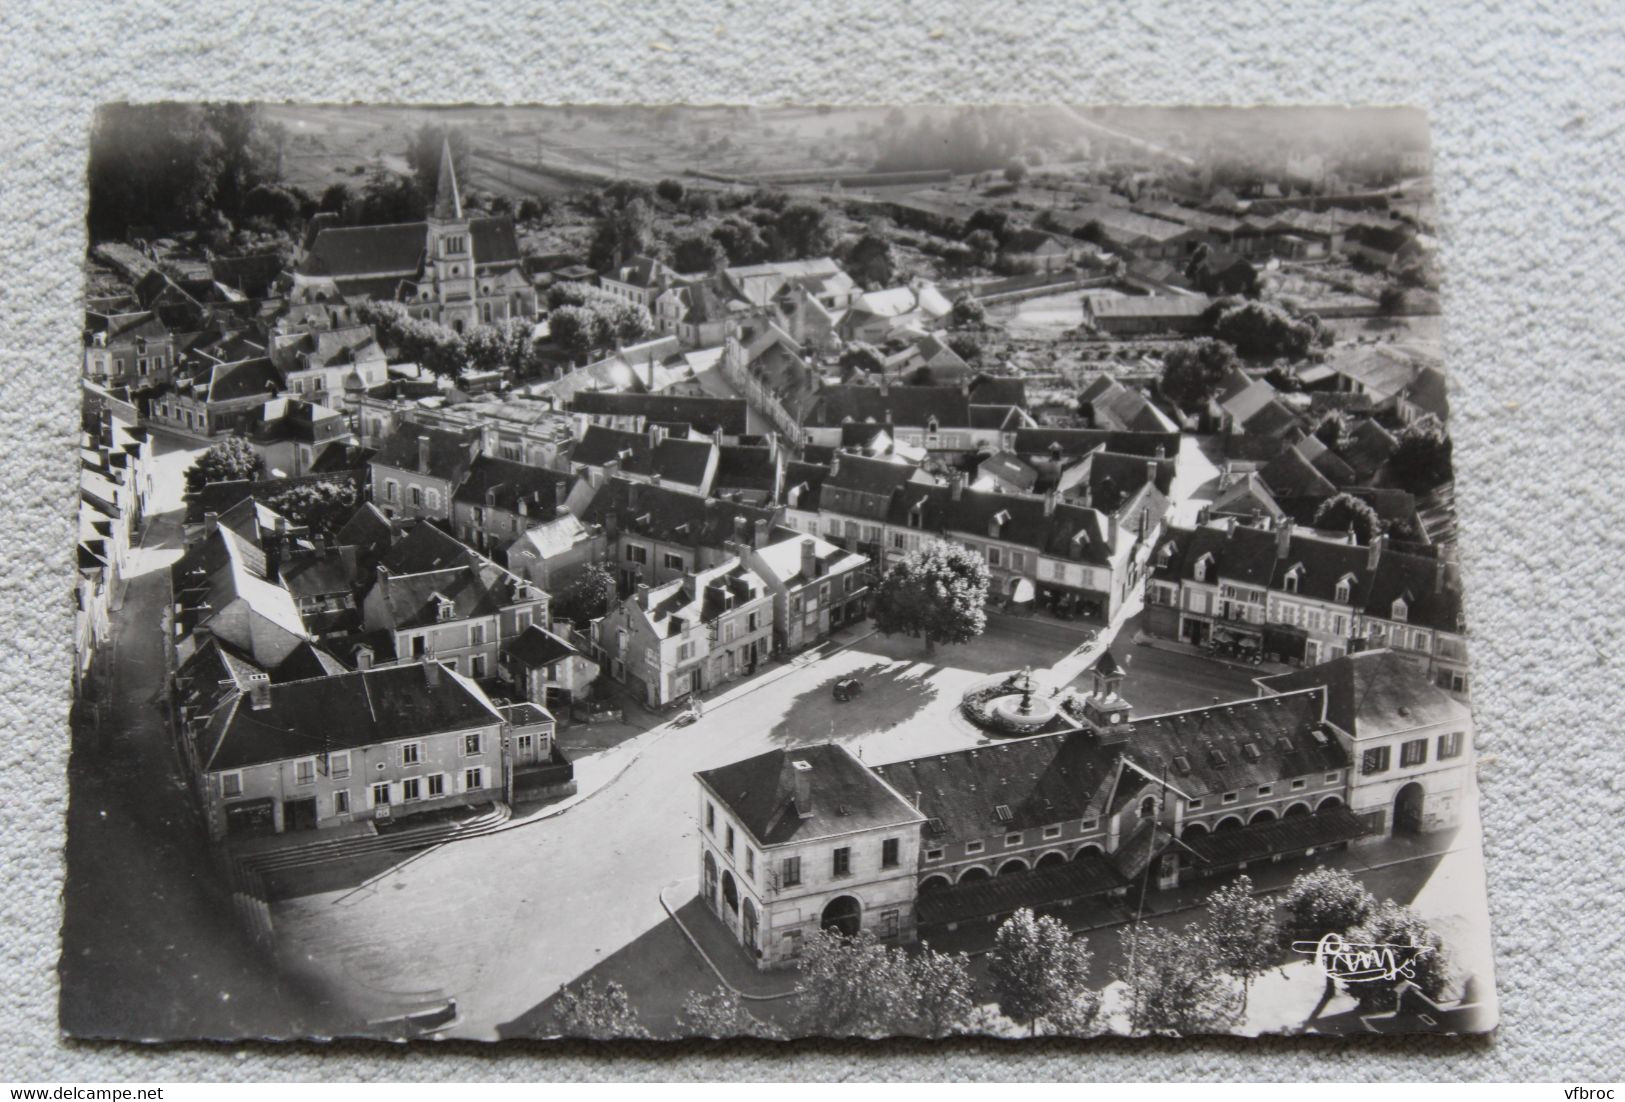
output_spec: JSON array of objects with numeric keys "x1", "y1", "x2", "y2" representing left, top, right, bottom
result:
[
  {"x1": 180, "y1": 657, "x2": 563, "y2": 841},
  {"x1": 694, "y1": 648, "x2": 1475, "y2": 968}
]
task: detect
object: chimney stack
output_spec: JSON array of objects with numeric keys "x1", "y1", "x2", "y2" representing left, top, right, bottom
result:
[
  {"x1": 1435, "y1": 558, "x2": 1446, "y2": 593},
  {"x1": 1146, "y1": 459, "x2": 1159, "y2": 492},
  {"x1": 246, "y1": 672, "x2": 271, "y2": 711},
  {"x1": 1368, "y1": 532, "x2": 1386, "y2": 569},
  {"x1": 423, "y1": 657, "x2": 441, "y2": 687},
  {"x1": 949, "y1": 471, "x2": 964, "y2": 501},
  {"x1": 417, "y1": 435, "x2": 431, "y2": 474},
  {"x1": 1275, "y1": 520, "x2": 1292, "y2": 558},
  {"x1": 1043, "y1": 488, "x2": 1058, "y2": 516},
  {"x1": 791, "y1": 758, "x2": 813, "y2": 818},
  {"x1": 800, "y1": 538, "x2": 817, "y2": 580}
]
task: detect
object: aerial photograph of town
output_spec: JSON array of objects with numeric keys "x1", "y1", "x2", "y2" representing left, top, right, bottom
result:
[{"x1": 63, "y1": 103, "x2": 1493, "y2": 1042}]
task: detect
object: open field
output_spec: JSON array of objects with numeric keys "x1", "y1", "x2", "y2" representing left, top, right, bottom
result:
[{"x1": 265, "y1": 103, "x2": 916, "y2": 199}]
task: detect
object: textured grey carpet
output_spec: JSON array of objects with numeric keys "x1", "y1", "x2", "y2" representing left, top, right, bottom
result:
[{"x1": 4, "y1": 0, "x2": 1622, "y2": 1081}]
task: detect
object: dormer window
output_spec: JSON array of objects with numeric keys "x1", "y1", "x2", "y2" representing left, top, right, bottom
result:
[
  {"x1": 1392, "y1": 597, "x2": 1409, "y2": 622},
  {"x1": 1335, "y1": 574, "x2": 1355, "y2": 603},
  {"x1": 1283, "y1": 564, "x2": 1303, "y2": 594},
  {"x1": 435, "y1": 595, "x2": 456, "y2": 622},
  {"x1": 927, "y1": 417, "x2": 940, "y2": 435},
  {"x1": 1193, "y1": 553, "x2": 1211, "y2": 582}
]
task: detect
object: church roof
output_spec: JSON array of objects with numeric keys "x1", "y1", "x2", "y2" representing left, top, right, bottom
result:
[
  {"x1": 299, "y1": 223, "x2": 426, "y2": 279},
  {"x1": 296, "y1": 216, "x2": 521, "y2": 282}
]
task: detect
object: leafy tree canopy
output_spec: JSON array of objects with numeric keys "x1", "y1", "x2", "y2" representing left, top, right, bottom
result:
[
  {"x1": 988, "y1": 908, "x2": 1101, "y2": 1036},
  {"x1": 1314, "y1": 492, "x2": 1384, "y2": 544},
  {"x1": 262, "y1": 480, "x2": 358, "y2": 540},
  {"x1": 1119, "y1": 924, "x2": 1237, "y2": 1035},
  {"x1": 676, "y1": 987, "x2": 779, "y2": 1039},
  {"x1": 184, "y1": 436, "x2": 264, "y2": 495},
  {"x1": 1389, "y1": 419, "x2": 1453, "y2": 493},
  {"x1": 1202, "y1": 875, "x2": 1280, "y2": 1013},
  {"x1": 871, "y1": 539, "x2": 990, "y2": 654},
  {"x1": 88, "y1": 103, "x2": 282, "y2": 241},
  {"x1": 1342, "y1": 901, "x2": 1452, "y2": 1010},
  {"x1": 844, "y1": 232, "x2": 897, "y2": 288},
  {"x1": 1278, "y1": 867, "x2": 1377, "y2": 950},
  {"x1": 1210, "y1": 299, "x2": 1322, "y2": 360},
  {"x1": 548, "y1": 979, "x2": 647, "y2": 1040},
  {"x1": 554, "y1": 563, "x2": 618, "y2": 628},
  {"x1": 1157, "y1": 337, "x2": 1239, "y2": 414},
  {"x1": 669, "y1": 232, "x2": 726, "y2": 275},
  {"x1": 950, "y1": 294, "x2": 987, "y2": 329},
  {"x1": 792, "y1": 930, "x2": 974, "y2": 1039}
]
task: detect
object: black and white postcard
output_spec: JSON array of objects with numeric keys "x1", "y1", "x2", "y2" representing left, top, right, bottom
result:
[{"x1": 65, "y1": 103, "x2": 1493, "y2": 1041}]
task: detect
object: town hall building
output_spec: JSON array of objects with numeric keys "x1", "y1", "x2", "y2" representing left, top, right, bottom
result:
[{"x1": 694, "y1": 647, "x2": 1473, "y2": 969}]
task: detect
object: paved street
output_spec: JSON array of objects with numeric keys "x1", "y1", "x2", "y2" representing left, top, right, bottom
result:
[
  {"x1": 255, "y1": 429, "x2": 1272, "y2": 1038},
  {"x1": 1095, "y1": 611, "x2": 1267, "y2": 715},
  {"x1": 59, "y1": 438, "x2": 345, "y2": 1040},
  {"x1": 269, "y1": 615, "x2": 1087, "y2": 1036},
  {"x1": 69, "y1": 428, "x2": 1491, "y2": 1041}
]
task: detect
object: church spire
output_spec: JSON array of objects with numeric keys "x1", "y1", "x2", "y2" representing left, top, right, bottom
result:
[{"x1": 431, "y1": 137, "x2": 463, "y2": 221}]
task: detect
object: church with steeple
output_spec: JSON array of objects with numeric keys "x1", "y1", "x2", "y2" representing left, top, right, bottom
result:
[{"x1": 287, "y1": 140, "x2": 535, "y2": 331}]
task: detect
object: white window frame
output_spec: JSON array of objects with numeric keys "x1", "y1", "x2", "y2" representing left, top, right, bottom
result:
[
  {"x1": 1042, "y1": 824, "x2": 1062, "y2": 840},
  {"x1": 964, "y1": 840, "x2": 985, "y2": 855},
  {"x1": 427, "y1": 774, "x2": 447, "y2": 798},
  {"x1": 295, "y1": 758, "x2": 317, "y2": 786},
  {"x1": 334, "y1": 790, "x2": 351, "y2": 815},
  {"x1": 401, "y1": 742, "x2": 422, "y2": 766},
  {"x1": 464, "y1": 766, "x2": 485, "y2": 791},
  {"x1": 370, "y1": 781, "x2": 392, "y2": 807},
  {"x1": 221, "y1": 771, "x2": 243, "y2": 798},
  {"x1": 330, "y1": 751, "x2": 350, "y2": 779},
  {"x1": 463, "y1": 732, "x2": 483, "y2": 756}
]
